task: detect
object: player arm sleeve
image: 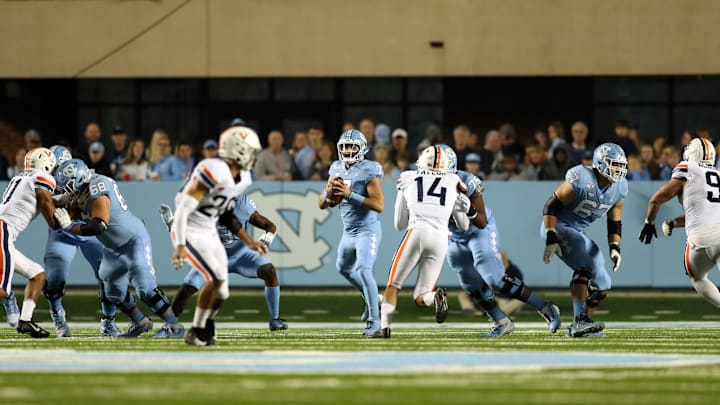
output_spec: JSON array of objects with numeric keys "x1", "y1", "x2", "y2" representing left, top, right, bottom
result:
[
  {"x1": 174, "y1": 193, "x2": 199, "y2": 246},
  {"x1": 393, "y1": 192, "x2": 409, "y2": 231},
  {"x1": 543, "y1": 193, "x2": 564, "y2": 216}
]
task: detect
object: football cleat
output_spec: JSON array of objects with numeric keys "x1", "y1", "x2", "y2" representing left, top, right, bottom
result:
[
  {"x1": 100, "y1": 317, "x2": 122, "y2": 337},
  {"x1": 481, "y1": 318, "x2": 515, "y2": 338},
  {"x1": 159, "y1": 204, "x2": 174, "y2": 232},
  {"x1": 434, "y1": 288, "x2": 449, "y2": 323},
  {"x1": 362, "y1": 321, "x2": 380, "y2": 336},
  {"x1": 152, "y1": 322, "x2": 185, "y2": 338},
  {"x1": 368, "y1": 328, "x2": 391, "y2": 339},
  {"x1": 1, "y1": 291, "x2": 20, "y2": 328},
  {"x1": 269, "y1": 318, "x2": 288, "y2": 331},
  {"x1": 360, "y1": 294, "x2": 384, "y2": 322},
  {"x1": 50, "y1": 308, "x2": 70, "y2": 338},
  {"x1": 205, "y1": 319, "x2": 217, "y2": 345},
  {"x1": 185, "y1": 327, "x2": 208, "y2": 347},
  {"x1": 538, "y1": 302, "x2": 562, "y2": 333},
  {"x1": 119, "y1": 316, "x2": 153, "y2": 338},
  {"x1": 17, "y1": 320, "x2": 50, "y2": 338},
  {"x1": 568, "y1": 314, "x2": 605, "y2": 338}
]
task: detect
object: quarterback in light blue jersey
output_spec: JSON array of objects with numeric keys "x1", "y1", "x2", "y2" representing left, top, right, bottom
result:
[
  {"x1": 41, "y1": 145, "x2": 120, "y2": 338},
  {"x1": 318, "y1": 129, "x2": 384, "y2": 336},
  {"x1": 53, "y1": 159, "x2": 184, "y2": 338},
  {"x1": 160, "y1": 192, "x2": 288, "y2": 332},
  {"x1": 542, "y1": 142, "x2": 628, "y2": 337},
  {"x1": 441, "y1": 145, "x2": 561, "y2": 337}
]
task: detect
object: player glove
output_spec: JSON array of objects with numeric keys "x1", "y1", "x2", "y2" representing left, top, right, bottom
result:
[
  {"x1": 661, "y1": 220, "x2": 674, "y2": 236},
  {"x1": 53, "y1": 208, "x2": 73, "y2": 230},
  {"x1": 543, "y1": 228, "x2": 562, "y2": 264},
  {"x1": 259, "y1": 231, "x2": 276, "y2": 247},
  {"x1": 610, "y1": 243, "x2": 622, "y2": 272},
  {"x1": 639, "y1": 220, "x2": 657, "y2": 244},
  {"x1": 454, "y1": 193, "x2": 471, "y2": 214}
]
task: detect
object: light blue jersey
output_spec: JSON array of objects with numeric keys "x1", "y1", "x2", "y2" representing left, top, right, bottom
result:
[
  {"x1": 555, "y1": 165, "x2": 628, "y2": 231},
  {"x1": 449, "y1": 170, "x2": 484, "y2": 241},
  {"x1": 328, "y1": 159, "x2": 383, "y2": 234},
  {"x1": 217, "y1": 194, "x2": 256, "y2": 246},
  {"x1": 84, "y1": 175, "x2": 146, "y2": 250}
]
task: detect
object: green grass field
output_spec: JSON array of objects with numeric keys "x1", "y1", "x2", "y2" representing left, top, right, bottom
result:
[{"x1": 1, "y1": 290, "x2": 719, "y2": 404}]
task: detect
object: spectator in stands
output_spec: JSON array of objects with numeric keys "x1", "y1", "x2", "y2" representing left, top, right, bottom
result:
[
  {"x1": 24, "y1": 129, "x2": 42, "y2": 150},
  {"x1": 76, "y1": 122, "x2": 101, "y2": 162},
  {"x1": 310, "y1": 141, "x2": 335, "y2": 181},
  {"x1": 659, "y1": 145, "x2": 681, "y2": 180},
  {"x1": 148, "y1": 129, "x2": 185, "y2": 181},
  {"x1": 417, "y1": 124, "x2": 442, "y2": 150},
  {"x1": 201, "y1": 139, "x2": 218, "y2": 159},
  {"x1": 500, "y1": 123, "x2": 525, "y2": 163},
  {"x1": 534, "y1": 128, "x2": 550, "y2": 151},
  {"x1": 581, "y1": 149, "x2": 594, "y2": 167},
  {"x1": 468, "y1": 132, "x2": 480, "y2": 151},
  {"x1": 375, "y1": 123, "x2": 390, "y2": 145},
  {"x1": 7, "y1": 147, "x2": 26, "y2": 179},
  {"x1": 680, "y1": 130, "x2": 694, "y2": 147},
  {"x1": 480, "y1": 129, "x2": 504, "y2": 176},
  {"x1": 390, "y1": 128, "x2": 414, "y2": 165},
  {"x1": 464, "y1": 152, "x2": 485, "y2": 179},
  {"x1": 230, "y1": 117, "x2": 246, "y2": 127},
  {"x1": 293, "y1": 130, "x2": 315, "y2": 179},
  {"x1": 568, "y1": 121, "x2": 592, "y2": 166},
  {"x1": 628, "y1": 125, "x2": 641, "y2": 151},
  {"x1": 487, "y1": 155, "x2": 522, "y2": 181},
  {"x1": 254, "y1": 130, "x2": 294, "y2": 181},
  {"x1": 653, "y1": 136, "x2": 667, "y2": 159},
  {"x1": 0, "y1": 152, "x2": 8, "y2": 180},
  {"x1": 342, "y1": 122, "x2": 355, "y2": 131},
  {"x1": 518, "y1": 144, "x2": 548, "y2": 181},
  {"x1": 639, "y1": 143, "x2": 661, "y2": 179},
  {"x1": 452, "y1": 125, "x2": 474, "y2": 170},
  {"x1": 543, "y1": 147, "x2": 570, "y2": 180},
  {"x1": 610, "y1": 119, "x2": 638, "y2": 156},
  {"x1": 626, "y1": 155, "x2": 650, "y2": 181},
  {"x1": 395, "y1": 150, "x2": 412, "y2": 173},
  {"x1": 547, "y1": 121, "x2": 569, "y2": 158},
  {"x1": 117, "y1": 139, "x2": 150, "y2": 181},
  {"x1": 373, "y1": 143, "x2": 400, "y2": 182},
  {"x1": 87, "y1": 141, "x2": 114, "y2": 177},
  {"x1": 107, "y1": 125, "x2": 128, "y2": 176},
  {"x1": 359, "y1": 118, "x2": 377, "y2": 160},
  {"x1": 175, "y1": 139, "x2": 195, "y2": 180}
]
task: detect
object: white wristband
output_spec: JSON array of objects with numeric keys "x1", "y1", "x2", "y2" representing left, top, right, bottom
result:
[{"x1": 173, "y1": 193, "x2": 199, "y2": 246}]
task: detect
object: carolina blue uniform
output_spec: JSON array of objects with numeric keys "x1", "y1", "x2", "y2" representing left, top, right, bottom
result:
[
  {"x1": 184, "y1": 194, "x2": 270, "y2": 289},
  {"x1": 82, "y1": 175, "x2": 162, "y2": 312},
  {"x1": 540, "y1": 165, "x2": 628, "y2": 290},
  {"x1": 328, "y1": 159, "x2": 383, "y2": 324}
]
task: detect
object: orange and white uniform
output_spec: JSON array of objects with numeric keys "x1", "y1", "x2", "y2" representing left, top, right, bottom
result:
[
  {"x1": 0, "y1": 170, "x2": 54, "y2": 292},
  {"x1": 387, "y1": 170, "x2": 470, "y2": 299}
]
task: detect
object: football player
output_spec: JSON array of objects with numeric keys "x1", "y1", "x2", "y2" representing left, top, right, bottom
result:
[
  {"x1": 371, "y1": 145, "x2": 472, "y2": 338},
  {"x1": 42, "y1": 145, "x2": 121, "y2": 337},
  {"x1": 542, "y1": 142, "x2": 628, "y2": 337},
  {"x1": 169, "y1": 126, "x2": 261, "y2": 346},
  {"x1": 318, "y1": 129, "x2": 384, "y2": 336},
  {"x1": 0, "y1": 148, "x2": 61, "y2": 338},
  {"x1": 639, "y1": 137, "x2": 720, "y2": 308},
  {"x1": 159, "y1": 191, "x2": 288, "y2": 334},
  {"x1": 53, "y1": 159, "x2": 183, "y2": 338},
  {"x1": 442, "y1": 145, "x2": 562, "y2": 337}
]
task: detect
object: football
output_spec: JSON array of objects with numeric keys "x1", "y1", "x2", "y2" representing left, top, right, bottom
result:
[{"x1": 327, "y1": 177, "x2": 345, "y2": 206}]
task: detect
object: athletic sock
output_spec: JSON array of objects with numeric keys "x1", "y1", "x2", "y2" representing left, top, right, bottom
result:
[
  {"x1": 19, "y1": 299, "x2": 36, "y2": 322},
  {"x1": 524, "y1": 292, "x2": 545, "y2": 311},
  {"x1": 692, "y1": 278, "x2": 720, "y2": 307},
  {"x1": 265, "y1": 286, "x2": 280, "y2": 320},
  {"x1": 101, "y1": 301, "x2": 116, "y2": 319},
  {"x1": 380, "y1": 302, "x2": 396, "y2": 329},
  {"x1": 193, "y1": 307, "x2": 212, "y2": 328},
  {"x1": 422, "y1": 292, "x2": 435, "y2": 307},
  {"x1": 572, "y1": 300, "x2": 587, "y2": 318}
]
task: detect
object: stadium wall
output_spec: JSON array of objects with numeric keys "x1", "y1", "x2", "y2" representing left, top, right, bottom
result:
[
  {"x1": 6, "y1": 180, "x2": 713, "y2": 289},
  {"x1": 1, "y1": 0, "x2": 719, "y2": 77}
]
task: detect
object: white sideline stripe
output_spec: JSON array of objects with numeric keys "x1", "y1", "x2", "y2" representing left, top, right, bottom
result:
[
  {"x1": 61, "y1": 321, "x2": 720, "y2": 329},
  {"x1": 1, "y1": 349, "x2": 719, "y2": 374}
]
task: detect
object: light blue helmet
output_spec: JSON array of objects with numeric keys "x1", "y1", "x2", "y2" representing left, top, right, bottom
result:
[
  {"x1": 592, "y1": 142, "x2": 628, "y2": 183},
  {"x1": 337, "y1": 129, "x2": 368, "y2": 164},
  {"x1": 438, "y1": 144, "x2": 458, "y2": 173},
  {"x1": 56, "y1": 158, "x2": 91, "y2": 196},
  {"x1": 49, "y1": 145, "x2": 72, "y2": 166}
]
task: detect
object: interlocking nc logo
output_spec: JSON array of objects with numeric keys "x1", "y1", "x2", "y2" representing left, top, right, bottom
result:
[
  {"x1": 62, "y1": 165, "x2": 77, "y2": 177},
  {"x1": 247, "y1": 190, "x2": 331, "y2": 272}
]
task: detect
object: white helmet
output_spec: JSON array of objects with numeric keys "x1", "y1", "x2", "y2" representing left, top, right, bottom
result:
[
  {"x1": 218, "y1": 126, "x2": 262, "y2": 170},
  {"x1": 416, "y1": 145, "x2": 453, "y2": 173},
  {"x1": 683, "y1": 137, "x2": 716, "y2": 165},
  {"x1": 24, "y1": 147, "x2": 57, "y2": 174}
]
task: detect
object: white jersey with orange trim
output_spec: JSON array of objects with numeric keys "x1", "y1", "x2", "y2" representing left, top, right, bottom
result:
[
  {"x1": 175, "y1": 158, "x2": 250, "y2": 230},
  {"x1": 394, "y1": 170, "x2": 469, "y2": 233},
  {"x1": 0, "y1": 170, "x2": 56, "y2": 237},
  {"x1": 672, "y1": 161, "x2": 720, "y2": 247}
]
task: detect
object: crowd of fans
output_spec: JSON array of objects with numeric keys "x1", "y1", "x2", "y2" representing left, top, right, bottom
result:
[{"x1": 1, "y1": 117, "x2": 716, "y2": 183}]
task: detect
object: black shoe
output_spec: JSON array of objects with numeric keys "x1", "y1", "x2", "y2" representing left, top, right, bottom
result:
[
  {"x1": 205, "y1": 319, "x2": 217, "y2": 346},
  {"x1": 17, "y1": 320, "x2": 50, "y2": 338},
  {"x1": 434, "y1": 288, "x2": 449, "y2": 323},
  {"x1": 185, "y1": 327, "x2": 208, "y2": 347},
  {"x1": 368, "y1": 328, "x2": 391, "y2": 339}
]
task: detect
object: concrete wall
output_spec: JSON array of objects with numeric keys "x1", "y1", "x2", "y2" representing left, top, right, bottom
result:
[
  {"x1": 5, "y1": 180, "x2": 713, "y2": 289},
  {"x1": 1, "y1": 0, "x2": 719, "y2": 77}
]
